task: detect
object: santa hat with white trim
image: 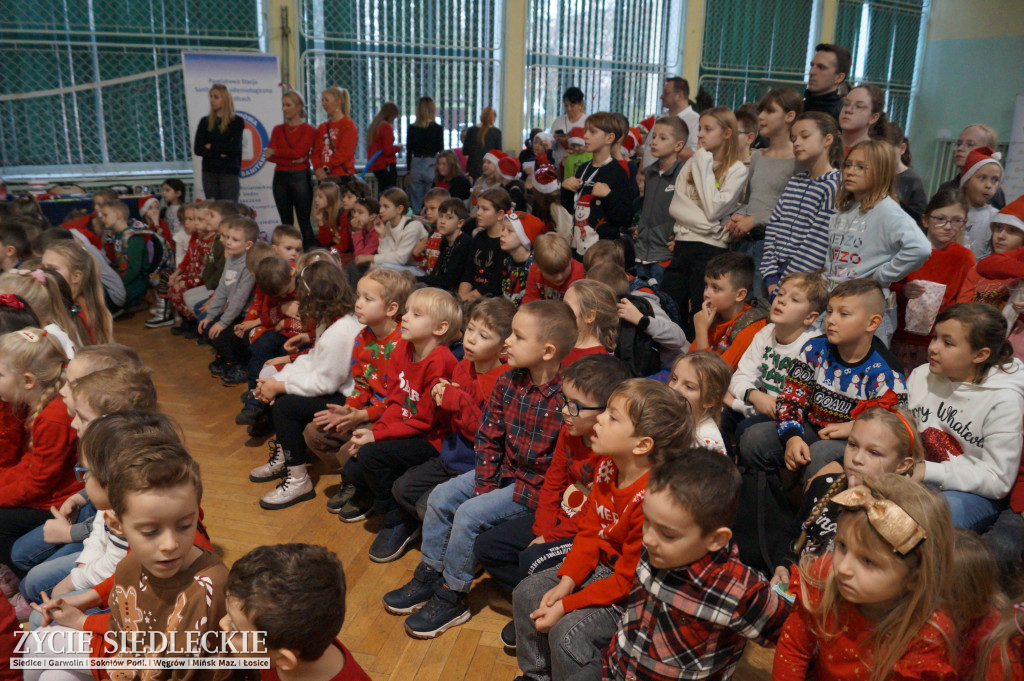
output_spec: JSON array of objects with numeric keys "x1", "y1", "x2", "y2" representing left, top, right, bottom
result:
[
  {"x1": 994, "y1": 195, "x2": 1024, "y2": 234},
  {"x1": 568, "y1": 127, "x2": 585, "y2": 147},
  {"x1": 960, "y1": 147, "x2": 1003, "y2": 186},
  {"x1": 484, "y1": 149, "x2": 507, "y2": 169},
  {"x1": 506, "y1": 211, "x2": 548, "y2": 248},
  {"x1": 498, "y1": 155, "x2": 521, "y2": 181},
  {"x1": 638, "y1": 116, "x2": 657, "y2": 136}
]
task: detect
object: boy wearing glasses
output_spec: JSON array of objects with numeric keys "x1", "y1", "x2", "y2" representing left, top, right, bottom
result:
[{"x1": 473, "y1": 354, "x2": 632, "y2": 649}]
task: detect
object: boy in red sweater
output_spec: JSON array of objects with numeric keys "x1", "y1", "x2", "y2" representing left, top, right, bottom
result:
[
  {"x1": 691, "y1": 252, "x2": 767, "y2": 370},
  {"x1": 521, "y1": 232, "x2": 585, "y2": 304},
  {"x1": 390, "y1": 297, "x2": 516, "y2": 550},
  {"x1": 341, "y1": 287, "x2": 461, "y2": 557},
  {"x1": 513, "y1": 379, "x2": 694, "y2": 681}
]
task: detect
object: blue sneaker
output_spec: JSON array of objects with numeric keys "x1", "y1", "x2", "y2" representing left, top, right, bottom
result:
[
  {"x1": 382, "y1": 563, "x2": 441, "y2": 615},
  {"x1": 403, "y1": 583, "x2": 470, "y2": 639},
  {"x1": 368, "y1": 522, "x2": 420, "y2": 563}
]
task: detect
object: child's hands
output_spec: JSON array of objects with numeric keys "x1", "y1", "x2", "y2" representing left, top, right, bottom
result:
[
  {"x1": 818, "y1": 421, "x2": 853, "y2": 440},
  {"x1": 33, "y1": 591, "x2": 87, "y2": 630},
  {"x1": 199, "y1": 300, "x2": 211, "y2": 313},
  {"x1": 667, "y1": 239, "x2": 675, "y2": 253},
  {"x1": 617, "y1": 298, "x2": 644, "y2": 325},
  {"x1": 784, "y1": 438, "x2": 811, "y2": 471},
  {"x1": 197, "y1": 318, "x2": 211, "y2": 334},
  {"x1": 726, "y1": 213, "x2": 756, "y2": 237},
  {"x1": 264, "y1": 355, "x2": 292, "y2": 368},
  {"x1": 413, "y1": 238, "x2": 430, "y2": 257},
  {"x1": 349, "y1": 427, "x2": 375, "y2": 453},
  {"x1": 58, "y1": 493, "x2": 85, "y2": 521},
  {"x1": 42, "y1": 507, "x2": 73, "y2": 544},
  {"x1": 283, "y1": 334, "x2": 309, "y2": 353},
  {"x1": 263, "y1": 147, "x2": 275, "y2": 160},
  {"x1": 562, "y1": 177, "x2": 582, "y2": 192},
  {"x1": 693, "y1": 300, "x2": 715, "y2": 334},
  {"x1": 431, "y1": 379, "x2": 457, "y2": 406},
  {"x1": 770, "y1": 565, "x2": 791, "y2": 588},
  {"x1": 373, "y1": 217, "x2": 387, "y2": 237},
  {"x1": 902, "y1": 280, "x2": 927, "y2": 299},
  {"x1": 208, "y1": 322, "x2": 226, "y2": 339},
  {"x1": 528, "y1": 535, "x2": 547, "y2": 547},
  {"x1": 531, "y1": 599, "x2": 566, "y2": 634},
  {"x1": 591, "y1": 182, "x2": 610, "y2": 198},
  {"x1": 255, "y1": 378, "x2": 286, "y2": 405},
  {"x1": 749, "y1": 391, "x2": 778, "y2": 418}
]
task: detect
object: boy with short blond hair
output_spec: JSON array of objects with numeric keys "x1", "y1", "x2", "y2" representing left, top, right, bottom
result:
[
  {"x1": 383, "y1": 300, "x2": 578, "y2": 639},
  {"x1": 691, "y1": 251, "x2": 768, "y2": 370},
  {"x1": 739, "y1": 277, "x2": 907, "y2": 483},
  {"x1": 222, "y1": 543, "x2": 370, "y2": 681},
  {"x1": 604, "y1": 448, "x2": 791, "y2": 681},
  {"x1": 521, "y1": 232, "x2": 585, "y2": 304},
  {"x1": 635, "y1": 116, "x2": 688, "y2": 286}
]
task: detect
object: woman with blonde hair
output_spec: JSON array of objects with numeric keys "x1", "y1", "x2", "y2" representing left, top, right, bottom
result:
[
  {"x1": 312, "y1": 86, "x2": 358, "y2": 179},
  {"x1": 366, "y1": 101, "x2": 403, "y2": 192},
  {"x1": 462, "y1": 106, "x2": 502, "y2": 179},
  {"x1": 193, "y1": 83, "x2": 244, "y2": 201},
  {"x1": 406, "y1": 96, "x2": 445, "y2": 212},
  {"x1": 266, "y1": 89, "x2": 317, "y2": 248}
]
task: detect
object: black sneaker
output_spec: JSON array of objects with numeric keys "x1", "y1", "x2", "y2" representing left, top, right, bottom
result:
[
  {"x1": 404, "y1": 583, "x2": 470, "y2": 639},
  {"x1": 182, "y1": 327, "x2": 200, "y2": 339},
  {"x1": 326, "y1": 484, "x2": 356, "y2": 513},
  {"x1": 382, "y1": 563, "x2": 441, "y2": 614},
  {"x1": 337, "y1": 492, "x2": 374, "y2": 523},
  {"x1": 235, "y1": 404, "x2": 265, "y2": 426},
  {"x1": 247, "y1": 414, "x2": 275, "y2": 438},
  {"x1": 500, "y1": 621, "x2": 516, "y2": 649},
  {"x1": 369, "y1": 522, "x2": 421, "y2": 564},
  {"x1": 221, "y1": 365, "x2": 249, "y2": 386},
  {"x1": 240, "y1": 389, "x2": 256, "y2": 403},
  {"x1": 208, "y1": 360, "x2": 228, "y2": 377},
  {"x1": 197, "y1": 335, "x2": 211, "y2": 346}
]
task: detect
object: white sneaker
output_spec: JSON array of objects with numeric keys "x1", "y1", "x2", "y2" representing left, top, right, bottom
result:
[
  {"x1": 249, "y1": 440, "x2": 286, "y2": 482},
  {"x1": 259, "y1": 472, "x2": 315, "y2": 510}
]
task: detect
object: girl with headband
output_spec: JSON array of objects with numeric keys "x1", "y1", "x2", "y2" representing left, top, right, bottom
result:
[{"x1": 773, "y1": 473, "x2": 956, "y2": 681}]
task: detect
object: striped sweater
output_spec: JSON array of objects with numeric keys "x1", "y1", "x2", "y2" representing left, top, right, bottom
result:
[{"x1": 760, "y1": 170, "x2": 840, "y2": 288}]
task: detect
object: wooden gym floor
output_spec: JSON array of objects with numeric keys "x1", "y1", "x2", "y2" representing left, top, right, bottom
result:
[{"x1": 117, "y1": 315, "x2": 773, "y2": 681}]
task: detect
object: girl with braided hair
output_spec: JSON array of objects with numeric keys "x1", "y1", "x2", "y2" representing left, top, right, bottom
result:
[{"x1": 770, "y1": 405, "x2": 923, "y2": 589}]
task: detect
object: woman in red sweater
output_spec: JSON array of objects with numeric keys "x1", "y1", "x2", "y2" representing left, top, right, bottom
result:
[
  {"x1": 890, "y1": 188, "x2": 975, "y2": 373},
  {"x1": 312, "y1": 86, "x2": 358, "y2": 180},
  {"x1": 0, "y1": 328, "x2": 79, "y2": 574},
  {"x1": 267, "y1": 91, "x2": 317, "y2": 249},
  {"x1": 367, "y1": 101, "x2": 404, "y2": 192}
]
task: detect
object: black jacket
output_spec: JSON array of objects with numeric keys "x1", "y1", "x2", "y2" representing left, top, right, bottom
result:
[
  {"x1": 194, "y1": 116, "x2": 244, "y2": 175},
  {"x1": 803, "y1": 89, "x2": 844, "y2": 124}
]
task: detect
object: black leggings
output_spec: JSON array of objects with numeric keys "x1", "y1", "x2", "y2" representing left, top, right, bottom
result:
[
  {"x1": 271, "y1": 393, "x2": 346, "y2": 466},
  {"x1": 272, "y1": 170, "x2": 315, "y2": 247},
  {"x1": 661, "y1": 240, "x2": 728, "y2": 339}
]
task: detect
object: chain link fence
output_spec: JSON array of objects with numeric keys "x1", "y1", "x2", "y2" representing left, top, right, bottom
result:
[
  {"x1": 0, "y1": 0, "x2": 263, "y2": 179},
  {"x1": 524, "y1": 0, "x2": 682, "y2": 137}
]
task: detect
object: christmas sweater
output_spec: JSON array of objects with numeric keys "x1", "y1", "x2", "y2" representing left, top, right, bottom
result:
[
  {"x1": 421, "y1": 232, "x2": 473, "y2": 292},
  {"x1": 729, "y1": 324, "x2": 818, "y2": 416},
  {"x1": 690, "y1": 302, "x2": 769, "y2": 370},
  {"x1": 417, "y1": 231, "x2": 443, "y2": 272},
  {"x1": 176, "y1": 232, "x2": 214, "y2": 288},
  {"x1": 312, "y1": 118, "x2": 358, "y2": 177},
  {"x1": 557, "y1": 458, "x2": 648, "y2": 613},
  {"x1": 776, "y1": 336, "x2": 907, "y2": 443},
  {"x1": 242, "y1": 286, "x2": 303, "y2": 343},
  {"x1": 0, "y1": 401, "x2": 23, "y2": 469},
  {"x1": 318, "y1": 210, "x2": 352, "y2": 253},
  {"x1": 436, "y1": 359, "x2": 511, "y2": 471},
  {"x1": 773, "y1": 554, "x2": 956, "y2": 681},
  {"x1": 532, "y1": 427, "x2": 599, "y2": 540},
  {"x1": 564, "y1": 158, "x2": 635, "y2": 256},
  {"x1": 345, "y1": 323, "x2": 403, "y2": 423},
  {"x1": 371, "y1": 339, "x2": 458, "y2": 450},
  {"x1": 502, "y1": 252, "x2": 534, "y2": 304},
  {"x1": 521, "y1": 258, "x2": 585, "y2": 304}
]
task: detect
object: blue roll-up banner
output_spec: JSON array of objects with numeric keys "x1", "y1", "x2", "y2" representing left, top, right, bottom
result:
[{"x1": 183, "y1": 52, "x2": 282, "y2": 238}]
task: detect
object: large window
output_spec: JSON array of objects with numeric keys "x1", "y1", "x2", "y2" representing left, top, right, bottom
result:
[
  {"x1": 524, "y1": 0, "x2": 683, "y2": 138},
  {"x1": 0, "y1": 0, "x2": 264, "y2": 179},
  {"x1": 299, "y1": 0, "x2": 503, "y2": 161}
]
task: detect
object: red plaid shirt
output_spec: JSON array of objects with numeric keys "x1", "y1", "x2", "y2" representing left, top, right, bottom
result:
[
  {"x1": 474, "y1": 367, "x2": 563, "y2": 509},
  {"x1": 603, "y1": 544, "x2": 790, "y2": 681}
]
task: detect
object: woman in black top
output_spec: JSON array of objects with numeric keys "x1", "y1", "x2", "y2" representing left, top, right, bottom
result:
[
  {"x1": 433, "y1": 150, "x2": 472, "y2": 202},
  {"x1": 193, "y1": 84, "x2": 244, "y2": 201},
  {"x1": 407, "y1": 97, "x2": 445, "y2": 213},
  {"x1": 461, "y1": 106, "x2": 502, "y2": 179}
]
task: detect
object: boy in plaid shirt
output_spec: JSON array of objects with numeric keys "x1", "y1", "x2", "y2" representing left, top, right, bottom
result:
[
  {"x1": 382, "y1": 300, "x2": 579, "y2": 640},
  {"x1": 603, "y1": 448, "x2": 791, "y2": 681}
]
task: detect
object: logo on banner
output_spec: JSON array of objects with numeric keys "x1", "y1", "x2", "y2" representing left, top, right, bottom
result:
[{"x1": 237, "y1": 110, "x2": 270, "y2": 179}]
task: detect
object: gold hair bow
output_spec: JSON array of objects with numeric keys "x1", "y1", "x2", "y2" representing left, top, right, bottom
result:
[{"x1": 831, "y1": 485, "x2": 927, "y2": 555}]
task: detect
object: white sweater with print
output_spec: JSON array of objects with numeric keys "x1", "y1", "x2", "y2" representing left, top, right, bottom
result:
[
  {"x1": 729, "y1": 323, "x2": 818, "y2": 417},
  {"x1": 908, "y1": 360, "x2": 1024, "y2": 499},
  {"x1": 669, "y1": 149, "x2": 748, "y2": 248},
  {"x1": 275, "y1": 314, "x2": 363, "y2": 397}
]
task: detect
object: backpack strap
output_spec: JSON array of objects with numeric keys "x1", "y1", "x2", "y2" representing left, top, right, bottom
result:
[{"x1": 729, "y1": 298, "x2": 770, "y2": 344}]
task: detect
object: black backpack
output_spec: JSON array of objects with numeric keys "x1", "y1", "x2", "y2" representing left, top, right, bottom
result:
[
  {"x1": 614, "y1": 294, "x2": 662, "y2": 377},
  {"x1": 628, "y1": 276, "x2": 682, "y2": 327}
]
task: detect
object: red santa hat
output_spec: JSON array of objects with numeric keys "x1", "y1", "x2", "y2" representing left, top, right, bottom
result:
[
  {"x1": 139, "y1": 197, "x2": 160, "y2": 217},
  {"x1": 533, "y1": 163, "x2": 560, "y2": 195},
  {"x1": 622, "y1": 128, "x2": 644, "y2": 157},
  {"x1": 638, "y1": 116, "x2": 657, "y2": 136},
  {"x1": 483, "y1": 149, "x2": 507, "y2": 169},
  {"x1": 497, "y1": 155, "x2": 521, "y2": 181},
  {"x1": 994, "y1": 195, "x2": 1024, "y2": 233},
  {"x1": 960, "y1": 146, "x2": 1003, "y2": 186},
  {"x1": 506, "y1": 211, "x2": 548, "y2": 248},
  {"x1": 568, "y1": 127, "x2": 586, "y2": 147}
]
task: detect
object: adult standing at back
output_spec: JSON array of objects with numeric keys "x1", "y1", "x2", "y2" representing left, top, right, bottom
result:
[
  {"x1": 462, "y1": 107, "x2": 502, "y2": 179},
  {"x1": 640, "y1": 76, "x2": 700, "y2": 169},
  {"x1": 367, "y1": 101, "x2": 403, "y2": 192},
  {"x1": 406, "y1": 97, "x2": 445, "y2": 213},
  {"x1": 193, "y1": 84, "x2": 244, "y2": 201},
  {"x1": 312, "y1": 86, "x2": 358, "y2": 179},
  {"x1": 549, "y1": 87, "x2": 588, "y2": 166},
  {"x1": 266, "y1": 90, "x2": 317, "y2": 248},
  {"x1": 803, "y1": 43, "x2": 851, "y2": 124}
]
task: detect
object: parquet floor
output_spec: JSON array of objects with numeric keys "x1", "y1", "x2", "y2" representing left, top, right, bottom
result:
[{"x1": 117, "y1": 315, "x2": 774, "y2": 681}]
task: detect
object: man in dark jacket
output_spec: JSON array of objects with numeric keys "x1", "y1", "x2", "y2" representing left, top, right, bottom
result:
[{"x1": 803, "y1": 43, "x2": 851, "y2": 124}]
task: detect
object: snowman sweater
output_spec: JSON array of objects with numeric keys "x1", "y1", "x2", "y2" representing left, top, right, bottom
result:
[
  {"x1": 777, "y1": 336, "x2": 907, "y2": 443},
  {"x1": 908, "y1": 361, "x2": 1024, "y2": 502},
  {"x1": 562, "y1": 158, "x2": 634, "y2": 256}
]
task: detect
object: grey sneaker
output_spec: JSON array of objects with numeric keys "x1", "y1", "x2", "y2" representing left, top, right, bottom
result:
[
  {"x1": 326, "y1": 484, "x2": 357, "y2": 513},
  {"x1": 259, "y1": 472, "x2": 315, "y2": 510},
  {"x1": 249, "y1": 440, "x2": 286, "y2": 482}
]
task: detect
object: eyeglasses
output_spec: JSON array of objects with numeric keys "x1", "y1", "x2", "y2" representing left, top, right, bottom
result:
[
  {"x1": 842, "y1": 162, "x2": 870, "y2": 173},
  {"x1": 74, "y1": 464, "x2": 91, "y2": 483},
  {"x1": 555, "y1": 391, "x2": 605, "y2": 417},
  {"x1": 926, "y1": 215, "x2": 966, "y2": 229}
]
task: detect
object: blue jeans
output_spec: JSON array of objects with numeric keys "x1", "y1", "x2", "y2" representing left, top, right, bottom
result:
[
  {"x1": 942, "y1": 490, "x2": 1005, "y2": 531},
  {"x1": 19, "y1": 551, "x2": 81, "y2": 603},
  {"x1": 737, "y1": 238, "x2": 767, "y2": 299},
  {"x1": 11, "y1": 503, "x2": 95, "y2": 571},
  {"x1": 246, "y1": 330, "x2": 287, "y2": 390},
  {"x1": 421, "y1": 471, "x2": 531, "y2": 593},
  {"x1": 634, "y1": 262, "x2": 667, "y2": 287},
  {"x1": 408, "y1": 156, "x2": 437, "y2": 214}
]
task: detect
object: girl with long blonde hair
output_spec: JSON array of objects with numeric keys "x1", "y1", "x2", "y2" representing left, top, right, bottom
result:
[
  {"x1": 194, "y1": 83, "x2": 244, "y2": 201},
  {"x1": 313, "y1": 86, "x2": 357, "y2": 179},
  {"x1": 41, "y1": 241, "x2": 114, "y2": 344},
  {"x1": 0, "y1": 268, "x2": 85, "y2": 355}
]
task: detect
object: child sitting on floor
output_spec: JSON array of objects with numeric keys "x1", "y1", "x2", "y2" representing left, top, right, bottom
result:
[
  {"x1": 690, "y1": 251, "x2": 768, "y2": 370},
  {"x1": 668, "y1": 351, "x2": 732, "y2": 454},
  {"x1": 562, "y1": 279, "x2": 619, "y2": 365}
]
